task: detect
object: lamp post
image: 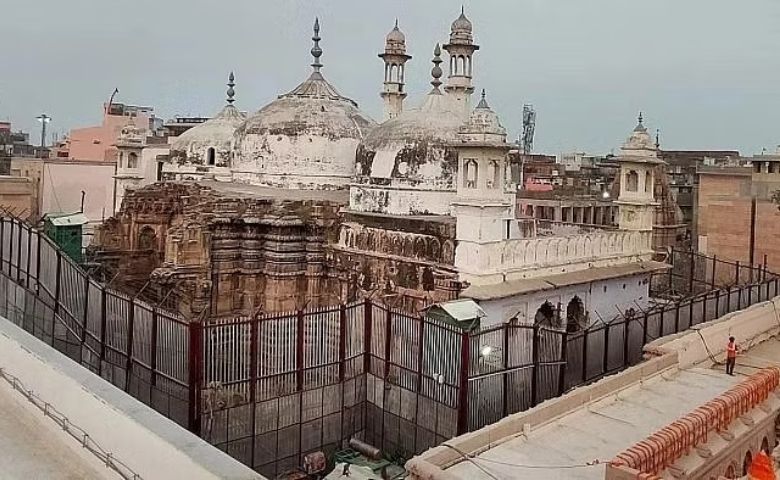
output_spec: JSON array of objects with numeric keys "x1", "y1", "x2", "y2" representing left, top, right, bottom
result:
[{"x1": 36, "y1": 114, "x2": 51, "y2": 148}]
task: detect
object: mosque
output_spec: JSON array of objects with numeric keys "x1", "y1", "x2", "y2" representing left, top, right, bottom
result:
[{"x1": 93, "y1": 10, "x2": 668, "y2": 327}]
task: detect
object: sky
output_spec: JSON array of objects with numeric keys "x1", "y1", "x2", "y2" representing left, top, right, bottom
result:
[{"x1": 2, "y1": 0, "x2": 779, "y2": 155}]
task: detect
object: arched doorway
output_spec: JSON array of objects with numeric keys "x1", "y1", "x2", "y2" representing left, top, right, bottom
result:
[
  {"x1": 742, "y1": 450, "x2": 753, "y2": 476},
  {"x1": 566, "y1": 296, "x2": 586, "y2": 333},
  {"x1": 207, "y1": 147, "x2": 216, "y2": 166},
  {"x1": 138, "y1": 226, "x2": 157, "y2": 250},
  {"x1": 534, "y1": 301, "x2": 558, "y2": 328}
]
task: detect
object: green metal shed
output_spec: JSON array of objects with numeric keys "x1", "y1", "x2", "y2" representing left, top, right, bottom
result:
[{"x1": 43, "y1": 212, "x2": 88, "y2": 264}]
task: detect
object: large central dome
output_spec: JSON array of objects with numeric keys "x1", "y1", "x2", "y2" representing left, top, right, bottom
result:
[{"x1": 232, "y1": 19, "x2": 376, "y2": 190}]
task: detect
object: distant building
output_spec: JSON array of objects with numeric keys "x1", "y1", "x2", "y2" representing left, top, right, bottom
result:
[
  {"x1": 53, "y1": 102, "x2": 157, "y2": 162},
  {"x1": 697, "y1": 153, "x2": 780, "y2": 275}
]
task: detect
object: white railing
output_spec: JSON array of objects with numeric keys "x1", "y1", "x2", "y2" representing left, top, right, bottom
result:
[{"x1": 456, "y1": 230, "x2": 653, "y2": 280}]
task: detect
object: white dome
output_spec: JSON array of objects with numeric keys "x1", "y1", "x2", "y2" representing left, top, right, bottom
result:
[
  {"x1": 170, "y1": 105, "x2": 245, "y2": 167},
  {"x1": 233, "y1": 72, "x2": 376, "y2": 190}
]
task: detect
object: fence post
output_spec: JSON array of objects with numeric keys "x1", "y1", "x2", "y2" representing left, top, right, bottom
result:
[
  {"x1": 622, "y1": 317, "x2": 630, "y2": 367},
  {"x1": 150, "y1": 308, "x2": 159, "y2": 388},
  {"x1": 736, "y1": 261, "x2": 741, "y2": 287},
  {"x1": 668, "y1": 251, "x2": 674, "y2": 293},
  {"x1": 674, "y1": 302, "x2": 681, "y2": 333},
  {"x1": 558, "y1": 328, "x2": 568, "y2": 397},
  {"x1": 187, "y1": 318, "x2": 203, "y2": 435},
  {"x1": 711, "y1": 255, "x2": 717, "y2": 289},
  {"x1": 34, "y1": 230, "x2": 41, "y2": 294},
  {"x1": 456, "y1": 330, "x2": 470, "y2": 435},
  {"x1": 581, "y1": 329, "x2": 589, "y2": 383},
  {"x1": 383, "y1": 308, "x2": 392, "y2": 382},
  {"x1": 99, "y1": 288, "x2": 107, "y2": 377},
  {"x1": 124, "y1": 299, "x2": 135, "y2": 393},
  {"x1": 0, "y1": 218, "x2": 5, "y2": 271},
  {"x1": 25, "y1": 225, "x2": 31, "y2": 287},
  {"x1": 16, "y1": 220, "x2": 22, "y2": 282},
  {"x1": 248, "y1": 313, "x2": 258, "y2": 465},
  {"x1": 531, "y1": 323, "x2": 540, "y2": 406},
  {"x1": 602, "y1": 323, "x2": 610, "y2": 375},
  {"x1": 339, "y1": 304, "x2": 347, "y2": 383},
  {"x1": 80, "y1": 275, "x2": 89, "y2": 365},
  {"x1": 688, "y1": 251, "x2": 695, "y2": 294},
  {"x1": 296, "y1": 309, "x2": 305, "y2": 392},
  {"x1": 715, "y1": 289, "x2": 720, "y2": 318},
  {"x1": 363, "y1": 299, "x2": 372, "y2": 375},
  {"x1": 503, "y1": 324, "x2": 510, "y2": 416},
  {"x1": 52, "y1": 250, "x2": 62, "y2": 344},
  {"x1": 737, "y1": 283, "x2": 742, "y2": 310},
  {"x1": 689, "y1": 296, "x2": 695, "y2": 326},
  {"x1": 415, "y1": 314, "x2": 424, "y2": 393},
  {"x1": 8, "y1": 220, "x2": 13, "y2": 278}
]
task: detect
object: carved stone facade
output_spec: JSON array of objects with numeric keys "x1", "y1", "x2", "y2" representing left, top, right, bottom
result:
[{"x1": 91, "y1": 182, "x2": 348, "y2": 317}]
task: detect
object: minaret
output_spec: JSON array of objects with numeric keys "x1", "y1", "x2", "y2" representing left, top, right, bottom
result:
[
  {"x1": 379, "y1": 20, "x2": 412, "y2": 121},
  {"x1": 615, "y1": 112, "x2": 664, "y2": 232},
  {"x1": 443, "y1": 7, "x2": 480, "y2": 114}
]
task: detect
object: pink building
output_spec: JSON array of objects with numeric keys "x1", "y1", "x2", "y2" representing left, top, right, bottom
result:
[{"x1": 55, "y1": 103, "x2": 155, "y2": 162}]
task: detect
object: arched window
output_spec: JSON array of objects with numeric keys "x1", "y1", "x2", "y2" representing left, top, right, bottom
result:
[
  {"x1": 566, "y1": 296, "x2": 586, "y2": 333},
  {"x1": 742, "y1": 450, "x2": 753, "y2": 476},
  {"x1": 626, "y1": 170, "x2": 639, "y2": 192},
  {"x1": 724, "y1": 463, "x2": 736, "y2": 479},
  {"x1": 127, "y1": 152, "x2": 138, "y2": 169},
  {"x1": 138, "y1": 226, "x2": 156, "y2": 250},
  {"x1": 645, "y1": 171, "x2": 652, "y2": 193},
  {"x1": 464, "y1": 159, "x2": 478, "y2": 188},
  {"x1": 534, "y1": 301, "x2": 558, "y2": 327},
  {"x1": 487, "y1": 160, "x2": 501, "y2": 189},
  {"x1": 762, "y1": 436, "x2": 770, "y2": 453},
  {"x1": 207, "y1": 147, "x2": 216, "y2": 166}
]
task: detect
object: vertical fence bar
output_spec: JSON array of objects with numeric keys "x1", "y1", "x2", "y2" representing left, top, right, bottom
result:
[
  {"x1": 415, "y1": 315, "x2": 424, "y2": 393},
  {"x1": 52, "y1": 250, "x2": 62, "y2": 341},
  {"x1": 558, "y1": 328, "x2": 568, "y2": 396},
  {"x1": 150, "y1": 308, "x2": 158, "y2": 388},
  {"x1": 715, "y1": 289, "x2": 720, "y2": 317},
  {"x1": 711, "y1": 255, "x2": 717, "y2": 288},
  {"x1": 736, "y1": 261, "x2": 741, "y2": 287},
  {"x1": 581, "y1": 329, "x2": 589, "y2": 382},
  {"x1": 124, "y1": 299, "x2": 136, "y2": 392},
  {"x1": 531, "y1": 323, "x2": 540, "y2": 406},
  {"x1": 35, "y1": 229, "x2": 41, "y2": 294},
  {"x1": 363, "y1": 299, "x2": 372, "y2": 375},
  {"x1": 16, "y1": 219, "x2": 22, "y2": 281},
  {"x1": 674, "y1": 302, "x2": 681, "y2": 332},
  {"x1": 383, "y1": 308, "x2": 392, "y2": 382},
  {"x1": 688, "y1": 250, "x2": 695, "y2": 294},
  {"x1": 602, "y1": 323, "x2": 610, "y2": 374},
  {"x1": 456, "y1": 331, "x2": 470, "y2": 435},
  {"x1": 338, "y1": 303, "x2": 347, "y2": 383},
  {"x1": 644, "y1": 311, "x2": 650, "y2": 345},
  {"x1": 249, "y1": 315, "x2": 258, "y2": 467},
  {"x1": 8, "y1": 220, "x2": 14, "y2": 278},
  {"x1": 25, "y1": 225, "x2": 32, "y2": 287},
  {"x1": 187, "y1": 319, "x2": 203, "y2": 435},
  {"x1": 99, "y1": 288, "x2": 107, "y2": 376},
  {"x1": 502, "y1": 324, "x2": 510, "y2": 416},
  {"x1": 296, "y1": 309, "x2": 304, "y2": 392},
  {"x1": 80, "y1": 275, "x2": 89, "y2": 364},
  {"x1": 622, "y1": 318, "x2": 630, "y2": 367}
]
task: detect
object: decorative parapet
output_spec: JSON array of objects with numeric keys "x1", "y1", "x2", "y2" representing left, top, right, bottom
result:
[
  {"x1": 455, "y1": 229, "x2": 653, "y2": 284},
  {"x1": 608, "y1": 367, "x2": 780, "y2": 479}
]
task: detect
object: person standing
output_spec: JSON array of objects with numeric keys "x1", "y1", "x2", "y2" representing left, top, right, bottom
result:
[{"x1": 726, "y1": 336, "x2": 738, "y2": 375}]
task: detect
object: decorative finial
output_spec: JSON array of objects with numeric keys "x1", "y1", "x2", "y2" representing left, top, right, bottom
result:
[
  {"x1": 476, "y1": 88, "x2": 489, "y2": 108},
  {"x1": 311, "y1": 17, "x2": 323, "y2": 73},
  {"x1": 461, "y1": 5, "x2": 465, "y2": 15},
  {"x1": 655, "y1": 128, "x2": 660, "y2": 149},
  {"x1": 638, "y1": 111, "x2": 644, "y2": 126},
  {"x1": 394, "y1": 18, "x2": 399, "y2": 29},
  {"x1": 431, "y1": 43, "x2": 443, "y2": 92},
  {"x1": 226, "y1": 71, "x2": 235, "y2": 104}
]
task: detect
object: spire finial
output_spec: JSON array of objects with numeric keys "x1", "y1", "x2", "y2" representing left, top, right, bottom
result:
[
  {"x1": 476, "y1": 88, "x2": 489, "y2": 108},
  {"x1": 638, "y1": 111, "x2": 644, "y2": 126},
  {"x1": 394, "y1": 18, "x2": 399, "y2": 29},
  {"x1": 655, "y1": 128, "x2": 660, "y2": 149},
  {"x1": 430, "y1": 43, "x2": 443, "y2": 92},
  {"x1": 226, "y1": 71, "x2": 236, "y2": 105},
  {"x1": 311, "y1": 17, "x2": 323, "y2": 73},
  {"x1": 461, "y1": 5, "x2": 465, "y2": 15}
]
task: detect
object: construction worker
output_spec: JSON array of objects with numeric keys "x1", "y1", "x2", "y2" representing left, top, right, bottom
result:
[{"x1": 726, "y1": 336, "x2": 738, "y2": 376}]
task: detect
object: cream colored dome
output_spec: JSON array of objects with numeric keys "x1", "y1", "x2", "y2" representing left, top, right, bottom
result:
[{"x1": 170, "y1": 105, "x2": 245, "y2": 167}]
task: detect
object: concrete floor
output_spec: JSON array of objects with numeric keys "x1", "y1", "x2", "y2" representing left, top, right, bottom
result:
[{"x1": 0, "y1": 380, "x2": 109, "y2": 480}]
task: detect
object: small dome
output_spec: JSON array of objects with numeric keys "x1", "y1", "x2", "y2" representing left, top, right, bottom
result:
[
  {"x1": 622, "y1": 113, "x2": 656, "y2": 152},
  {"x1": 458, "y1": 90, "x2": 507, "y2": 144},
  {"x1": 355, "y1": 92, "x2": 465, "y2": 188},
  {"x1": 386, "y1": 23, "x2": 405, "y2": 44},
  {"x1": 451, "y1": 11, "x2": 473, "y2": 33},
  {"x1": 449, "y1": 9, "x2": 474, "y2": 45},
  {"x1": 170, "y1": 104, "x2": 246, "y2": 167}
]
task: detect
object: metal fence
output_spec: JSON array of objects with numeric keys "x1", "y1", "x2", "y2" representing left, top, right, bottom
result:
[{"x1": 0, "y1": 213, "x2": 778, "y2": 478}]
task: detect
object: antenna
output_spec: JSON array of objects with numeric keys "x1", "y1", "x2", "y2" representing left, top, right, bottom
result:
[{"x1": 521, "y1": 104, "x2": 536, "y2": 155}]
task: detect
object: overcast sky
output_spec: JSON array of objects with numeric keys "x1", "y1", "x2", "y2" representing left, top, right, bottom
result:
[{"x1": 2, "y1": 0, "x2": 779, "y2": 155}]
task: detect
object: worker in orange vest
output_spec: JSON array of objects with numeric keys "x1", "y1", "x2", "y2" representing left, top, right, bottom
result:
[
  {"x1": 726, "y1": 336, "x2": 738, "y2": 376},
  {"x1": 748, "y1": 450, "x2": 776, "y2": 479}
]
